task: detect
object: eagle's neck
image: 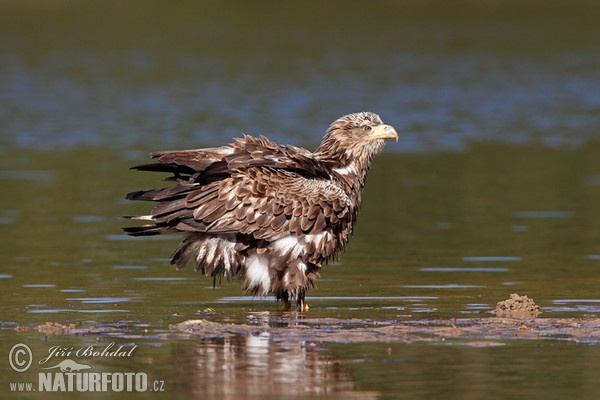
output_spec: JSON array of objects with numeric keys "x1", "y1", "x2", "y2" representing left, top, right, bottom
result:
[
  {"x1": 328, "y1": 158, "x2": 372, "y2": 210},
  {"x1": 314, "y1": 133, "x2": 385, "y2": 210}
]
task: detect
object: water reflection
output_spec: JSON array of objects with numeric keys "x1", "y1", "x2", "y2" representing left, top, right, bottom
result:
[
  {"x1": 1, "y1": 2, "x2": 600, "y2": 153},
  {"x1": 549, "y1": 299, "x2": 600, "y2": 313},
  {"x1": 0, "y1": 2, "x2": 599, "y2": 398},
  {"x1": 171, "y1": 335, "x2": 360, "y2": 398}
]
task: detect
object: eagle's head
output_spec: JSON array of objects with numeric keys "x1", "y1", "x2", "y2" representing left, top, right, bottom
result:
[{"x1": 315, "y1": 112, "x2": 398, "y2": 167}]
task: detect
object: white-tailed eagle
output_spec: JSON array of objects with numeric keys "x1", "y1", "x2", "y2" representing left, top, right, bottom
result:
[{"x1": 124, "y1": 112, "x2": 398, "y2": 311}]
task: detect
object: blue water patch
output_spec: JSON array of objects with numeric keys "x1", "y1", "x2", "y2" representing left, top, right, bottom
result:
[
  {"x1": 404, "y1": 284, "x2": 485, "y2": 289},
  {"x1": 465, "y1": 304, "x2": 490, "y2": 310},
  {"x1": 585, "y1": 255, "x2": 600, "y2": 260},
  {"x1": 548, "y1": 299, "x2": 600, "y2": 313},
  {"x1": 23, "y1": 284, "x2": 56, "y2": 288},
  {"x1": 411, "y1": 308, "x2": 437, "y2": 313},
  {"x1": 553, "y1": 299, "x2": 600, "y2": 304},
  {"x1": 133, "y1": 277, "x2": 187, "y2": 281},
  {"x1": 582, "y1": 176, "x2": 600, "y2": 185},
  {"x1": 421, "y1": 267, "x2": 508, "y2": 272},
  {"x1": 513, "y1": 211, "x2": 574, "y2": 218},
  {"x1": 113, "y1": 265, "x2": 148, "y2": 270},
  {"x1": 511, "y1": 225, "x2": 528, "y2": 232},
  {"x1": 462, "y1": 256, "x2": 522, "y2": 262},
  {"x1": 67, "y1": 297, "x2": 133, "y2": 304},
  {"x1": 107, "y1": 234, "x2": 179, "y2": 241},
  {"x1": 28, "y1": 309, "x2": 130, "y2": 314},
  {"x1": 0, "y1": 210, "x2": 18, "y2": 224},
  {"x1": 0, "y1": 274, "x2": 12, "y2": 279},
  {"x1": 0, "y1": 170, "x2": 56, "y2": 181},
  {"x1": 73, "y1": 215, "x2": 106, "y2": 223}
]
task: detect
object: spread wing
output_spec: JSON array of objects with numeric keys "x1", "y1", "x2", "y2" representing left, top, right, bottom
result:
[
  {"x1": 125, "y1": 135, "x2": 352, "y2": 244},
  {"x1": 182, "y1": 167, "x2": 351, "y2": 241}
]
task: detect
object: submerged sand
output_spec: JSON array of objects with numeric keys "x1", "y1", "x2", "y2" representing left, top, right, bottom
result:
[
  {"x1": 20, "y1": 316, "x2": 600, "y2": 345},
  {"x1": 18, "y1": 295, "x2": 599, "y2": 345}
]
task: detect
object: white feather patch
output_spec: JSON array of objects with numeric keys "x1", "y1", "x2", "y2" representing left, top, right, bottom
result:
[
  {"x1": 271, "y1": 235, "x2": 301, "y2": 256},
  {"x1": 130, "y1": 215, "x2": 154, "y2": 221},
  {"x1": 332, "y1": 164, "x2": 357, "y2": 176},
  {"x1": 195, "y1": 236, "x2": 236, "y2": 274},
  {"x1": 270, "y1": 233, "x2": 330, "y2": 263},
  {"x1": 246, "y1": 253, "x2": 271, "y2": 295}
]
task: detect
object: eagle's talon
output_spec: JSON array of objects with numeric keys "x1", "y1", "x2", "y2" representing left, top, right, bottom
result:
[{"x1": 297, "y1": 299, "x2": 309, "y2": 312}]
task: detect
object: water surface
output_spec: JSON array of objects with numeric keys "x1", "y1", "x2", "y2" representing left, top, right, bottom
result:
[{"x1": 1, "y1": 1, "x2": 600, "y2": 399}]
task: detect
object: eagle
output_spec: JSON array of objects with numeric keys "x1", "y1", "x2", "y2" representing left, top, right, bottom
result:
[{"x1": 124, "y1": 112, "x2": 398, "y2": 311}]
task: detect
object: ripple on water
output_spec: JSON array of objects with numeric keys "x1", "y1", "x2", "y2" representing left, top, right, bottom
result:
[
  {"x1": 511, "y1": 225, "x2": 529, "y2": 232},
  {"x1": 404, "y1": 284, "x2": 485, "y2": 289},
  {"x1": 465, "y1": 304, "x2": 490, "y2": 310},
  {"x1": 23, "y1": 284, "x2": 56, "y2": 288},
  {"x1": 582, "y1": 176, "x2": 600, "y2": 185},
  {"x1": 133, "y1": 277, "x2": 187, "y2": 281},
  {"x1": 107, "y1": 234, "x2": 179, "y2": 241},
  {"x1": 513, "y1": 210, "x2": 574, "y2": 218},
  {"x1": 67, "y1": 297, "x2": 133, "y2": 304},
  {"x1": 548, "y1": 299, "x2": 600, "y2": 313},
  {"x1": 502, "y1": 281, "x2": 523, "y2": 286},
  {"x1": 462, "y1": 256, "x2": 522, "y2": 262},
  {"x1": 27, "y1": 309, "x2": 129, "y2": 314},
  {"x1": 72, "y1": 215, "x2": 106, "y2": 223},
  {"x1": 553, "y1": 299, "x2": 600, "y2": 304},
  {"x1": 0, "y1": 170, "x2": 56, "y2": 181},
  {"x1": 113, "y1": 265, "x2": 148, "y2": 270},
  {"x1": 421, "y1": 267, "x2": 509, "y2": 272}
]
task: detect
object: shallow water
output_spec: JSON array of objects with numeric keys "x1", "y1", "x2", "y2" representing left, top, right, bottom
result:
[{"x1": 1, "y1": 1, "x2": 600, "y2": 398}]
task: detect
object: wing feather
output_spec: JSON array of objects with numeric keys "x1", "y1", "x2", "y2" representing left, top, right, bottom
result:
[
  {"x1": 184, "y1": 167, "x2": 351, "y2": 241},
  {"x1": 126, "y1": 135, "x2": 352, "y2": 245}
]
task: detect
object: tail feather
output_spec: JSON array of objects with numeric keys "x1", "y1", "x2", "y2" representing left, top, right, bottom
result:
[
  {"x1": 125, "y1": 189, "x2": 164, "y2": 201},
  {"x1": 130, "y1": 163, "x2": 195, "y2": 175},
  {"x1": 122, "y1": 223, "x2": 178, "y2": 236},
  {"x1": 170, "y1": 235, "x2": 200, "y2": 269}
]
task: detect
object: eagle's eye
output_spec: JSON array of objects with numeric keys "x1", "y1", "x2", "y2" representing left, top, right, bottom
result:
[{"x1": 363, "y1": 126, "x2": 372, "y2": 132}]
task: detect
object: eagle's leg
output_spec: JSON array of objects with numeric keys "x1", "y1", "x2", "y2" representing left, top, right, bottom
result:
[
  {"x1": 279, "y1": 292, "x2": 292, "y2": 310},
  {"x1": 296, "y1": 298, "x2": 309, "y2": 312},
  {"x1": 296, "y1": 289, "x2": 309, "y2": 312}
]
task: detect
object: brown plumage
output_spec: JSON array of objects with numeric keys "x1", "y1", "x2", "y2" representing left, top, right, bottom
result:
[{"x1": 124, "y1": 112, "x2": 398, "y2": 311}]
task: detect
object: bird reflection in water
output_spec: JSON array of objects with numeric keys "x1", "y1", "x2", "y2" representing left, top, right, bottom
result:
[{"x1": 168, "y1": 315, "x2": 368, "y2": 398}]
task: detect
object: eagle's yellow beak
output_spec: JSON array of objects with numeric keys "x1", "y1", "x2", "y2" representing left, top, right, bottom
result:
[{"x1": 370, "y1": 124, "x2": 399, "y2": 142}]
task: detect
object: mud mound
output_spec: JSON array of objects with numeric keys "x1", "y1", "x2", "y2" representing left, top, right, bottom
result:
[{"x1": 495, "y1": 293, "x2": 540, "y2": 318}]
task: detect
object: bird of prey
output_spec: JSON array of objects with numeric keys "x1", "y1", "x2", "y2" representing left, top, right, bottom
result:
[{"x1": 124, "y1": 112, "x2": 398, "y2": 311}]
